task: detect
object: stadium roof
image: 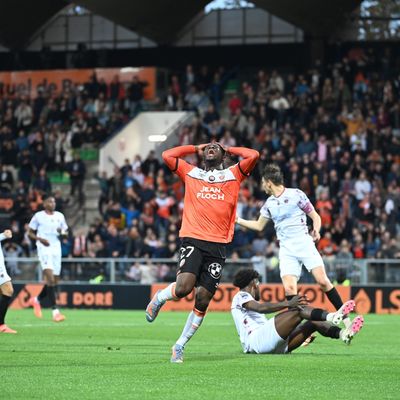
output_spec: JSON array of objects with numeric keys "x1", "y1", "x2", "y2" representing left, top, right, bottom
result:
[
  {"x1": 0, "y1": 0, "x2": 67, "y2": 49},
  {"x1": 0, "y1": 0, "x2": 361, "y2": 49},
  {"x1": 253, "y1": 0, "x2": 362, "y2": 36}
]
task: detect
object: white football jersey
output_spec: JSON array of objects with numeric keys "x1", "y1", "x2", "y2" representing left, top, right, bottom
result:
[
  {"x1": 231, "y1": 291, "x2": 268, "y2": 351},
  {"x1": 260, "y1": 188, "x2": 314, "y2": 243},
  {"x1": 0, "y1": 233, "x2": 7, "y2": 266},
  {"x1": 28, "y1": 210, "x2": 68, "y2": 251}
]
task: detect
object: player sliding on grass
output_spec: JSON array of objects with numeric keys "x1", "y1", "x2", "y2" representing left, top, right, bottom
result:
[
  {"x1": 146, "y1": 142, "x2": 259, "y2": 363},
  {"x1": 236, "y1": 163, "x2": 353, "y2": 334},
  {"x1": 232, "y1": 269, "x2": 364, "y2": 354},
  {"x1": 0, "y1": 229, "x2": 17, "y2": 334}
]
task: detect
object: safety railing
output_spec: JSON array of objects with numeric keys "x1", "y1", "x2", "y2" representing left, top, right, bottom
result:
[
  {"x1": 4, "y1": 257, "x2": 251, "y2": 284},
  {"x1": 4, "y1": 256, "x2": 400, "y2": 285}
]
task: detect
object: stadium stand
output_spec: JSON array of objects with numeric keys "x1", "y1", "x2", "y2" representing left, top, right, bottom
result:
[
  {"x1": 1, "y1": 50, "x2": 399, "y2": 283},
  {"x1": 87, "y1": 55, "x2": 399, "y2": 282}
]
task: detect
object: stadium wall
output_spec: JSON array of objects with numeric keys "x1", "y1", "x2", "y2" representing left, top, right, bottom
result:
[
  {"x1": 0, "y1": 67, "x2": 156, "y2": 98},
  {"x1": 99, "y1": 111, "x2": 190, "y2": 177},
  {"x1": 9, "y1": 283, "x2": 400, "y2": 314}
]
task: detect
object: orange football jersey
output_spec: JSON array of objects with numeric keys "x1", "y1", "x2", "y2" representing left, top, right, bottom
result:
[{"x1": 175, "y1": 161, "x2": 246, "y2": 243}]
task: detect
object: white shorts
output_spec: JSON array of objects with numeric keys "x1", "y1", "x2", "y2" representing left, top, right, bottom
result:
[
  {"x1": 0, "y1": 262, "x2": 11, "y2": 286},
  {"x1": 246, "y1": 318, "x2": 288, "y2": 354},
  {"x1": 38, "y1": 250, "x2": 62, "y2": 276},
  {"x1": 279, "y1": 237, "x2": 324, "y2": 279}
]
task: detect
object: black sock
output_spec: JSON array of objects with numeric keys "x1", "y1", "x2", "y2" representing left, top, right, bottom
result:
[
  {"x1": 54, "y1": 285, "x2": 60, "y2": 301},
  {"x1": 310, "y1": 308, "x2": 329, "y2": 321},
  {"x1": 38, "y1": 285, "x2": 48, "y2": 302},
  {"x1": 0, "y1": 295, "x2": 11, "y2": 325},
  {"x1": 325, "y1": 288, "x2": 343, "y2": 310},
  {"x1": 326, "y1": 326, "x2": 341, "y2": 339},
  {"x1": 47, "y1": 286, "x2": 56, "y2": 308}
]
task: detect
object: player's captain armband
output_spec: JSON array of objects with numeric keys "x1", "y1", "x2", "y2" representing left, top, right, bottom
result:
[
  {"x1": 297, "y1": 190, "x2": 314, "y2": 214},
  {"x1": 299, "y1": 201, "x2": 314, "y2": 214}
]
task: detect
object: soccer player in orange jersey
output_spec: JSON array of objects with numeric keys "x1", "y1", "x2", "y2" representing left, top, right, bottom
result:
[{"x1": 145, "y1": 142, "x2": 259, "y2": 363}]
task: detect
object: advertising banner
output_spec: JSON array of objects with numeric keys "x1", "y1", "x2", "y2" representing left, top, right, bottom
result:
[
  {"x1": 9, "y1": 283, "x2": 399, "y2": 313},
  {"x1": 351, "y1": 286, "x2": 400, "y2": 314},
  {"x1": 10, "y1": 283, "x2": 151, "y2": 310},
  {"x1": 0, "y1": 67, "x2": 156, "y2": 99}
]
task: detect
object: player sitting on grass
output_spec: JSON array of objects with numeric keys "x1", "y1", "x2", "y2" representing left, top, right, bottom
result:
[
  {"x1": 236, "y1": 164, "x2": 353, "y2": 330},
  {"x1": 231, "y1": 268, "x2": 364, "y2": 354}
]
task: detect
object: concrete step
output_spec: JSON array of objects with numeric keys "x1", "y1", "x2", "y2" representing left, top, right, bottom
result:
[
  {"x1": 85, "y1": 179, "x2": 101, "y2": 189},
  {"x1": 84, "y1": 198, "x2": 98, "y2": 209}
]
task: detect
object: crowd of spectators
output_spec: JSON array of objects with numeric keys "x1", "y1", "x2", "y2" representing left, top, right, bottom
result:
[
  {"x1": 0, "y1": 73, "x2": 149, "y2": 276},
  {"x1": 2, "y1": 49, "x2": 400, "y2": 283},
  {"x1": 88, "y1": 53, "x2": 400, "y2": 283}
]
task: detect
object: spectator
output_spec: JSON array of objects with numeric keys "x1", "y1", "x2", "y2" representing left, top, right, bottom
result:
[
  {"x1": 14, "y1": 98, "x2": 33, "y2": 129},
  {"x1": 32, "y1": 169, "x2": 52, "y2": 195},
  {"x1": 105, "y1": 225, "x2": 125, "y2": 258},
  {"x1": 66, "y1": 153, "x2": 86, "y2": 203},
  {"x1": 297, "y1": 132, "x2": 316, "y2": 158},
  {"x1": 317, "y1": 232, "x2": 338, "y2": 257},
  {"x1": 72, "y1": 229, "x2": 87, "y2": 257},
  {"x1": 0, "y1": 165, "x2": 14, "y2": 192},
  {"x1": 355, "y1": 171, "x2": 372, "y2": 200},
  {"x1": 127, "y1": 75, "x2": 148, "y2": 117},
  {"x1": 316, "y1": 191, "x2": 333, "y2": 227},
  {"x1": 3, "y1": 242, "x2": 23, "y2": 276},
  {"x1": 125, "y1": 262, "x2": 142, "y2": 282},
  {"x1": 228, "y1": 92, "x2": 242, "y2": 116},
  {"x1": 141, "y1": 150, "x2": 160, "y2": 176}
]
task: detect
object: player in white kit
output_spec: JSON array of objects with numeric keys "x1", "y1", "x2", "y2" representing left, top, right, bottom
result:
[
  {"x1": 236, "y1": 164, "x2": 352, "y2": 329},
  {"x1": 0, "y1": 229, "x2": 17, "y2": 333},
  {"x1": 28, "y1": 196, "x2": 68, "y2": 322},
  {"x1": 231, "y1": 269, "x2": 364, "y2": 354}
]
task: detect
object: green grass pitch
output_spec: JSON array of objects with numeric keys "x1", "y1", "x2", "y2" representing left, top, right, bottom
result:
[{"x1": 1, "y1": 310, "x2": 399, "y2": 399}]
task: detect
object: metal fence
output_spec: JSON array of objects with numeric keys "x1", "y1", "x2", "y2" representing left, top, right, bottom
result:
[{"x1": 4, "y1": 256, "x2": 400, "y2": 285}]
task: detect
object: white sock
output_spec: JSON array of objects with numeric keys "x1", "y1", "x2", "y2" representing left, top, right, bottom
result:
[
  {"x1": 157, "y1": 283, "x2": 177, "y2": 303},
  {"x1": 52, "y1": 309, "x2": 60, "y2": 317},
  {"x1": 176, "y1": 309, "x2": 205, "y2": 347},
  {"x1": 326, "y1": 312, "x2": 335, "y2": 322},
  {"x1": 343, "y1": 316, "x2": 352, "y2": 329}
]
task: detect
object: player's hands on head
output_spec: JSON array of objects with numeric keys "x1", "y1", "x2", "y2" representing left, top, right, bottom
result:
[
  {"x1": 311, "y1": 229, "x2": 321, "y2": 242},
  {"x1": 3, "y1": 229, "x2": 12, "y2": 238},
  {"x1": 215, "y1": 142, "x2": 228, "y2": 153},
  {"x1": 195, "y1": 143, "x2": 210, "y2": 158},
  {"x1": 287, "y1": 295, "x2": 309, "y2": 309},
  {"x1": 196, "y1": 143, "x2": 210, "y2": 152}
]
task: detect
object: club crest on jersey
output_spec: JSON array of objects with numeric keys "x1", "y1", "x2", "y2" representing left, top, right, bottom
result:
[
  {"x1": 219, "y1": 175, "x2": 225, "y2": 180},
  {"x1": 284, "y1": 198, "x2": 289, "y2": 203},
  {"x1": 209, "y1": 175, "x2": 215, "y2": 182},
  {"x1": 208, "y1": 262, "x2": 222, "y2": 279}
]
